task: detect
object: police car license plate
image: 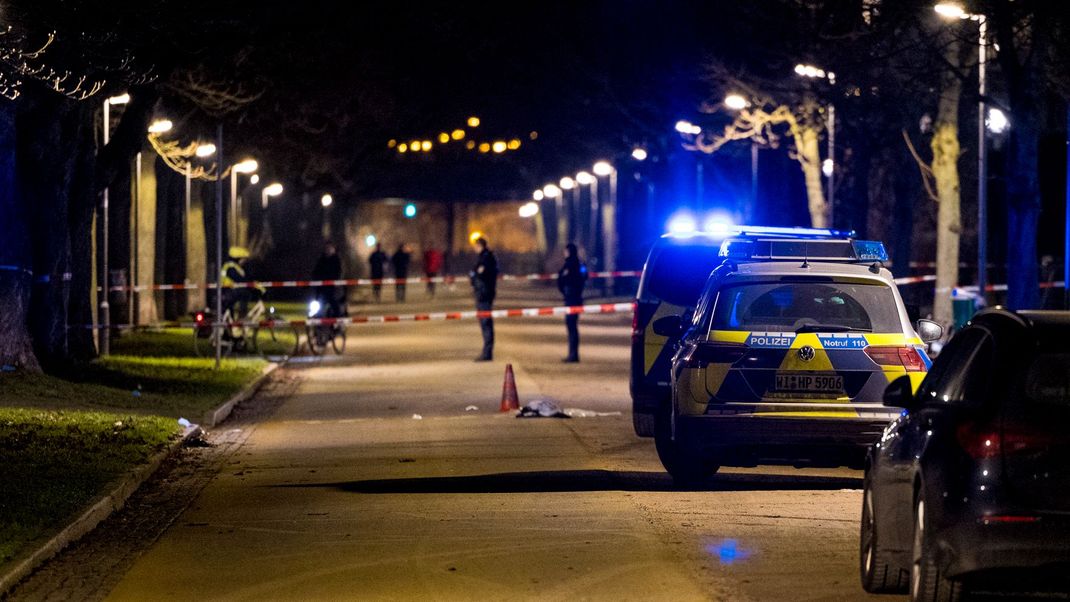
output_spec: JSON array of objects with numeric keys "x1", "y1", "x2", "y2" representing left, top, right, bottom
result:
[{"x1": 775, "y1": 373, "x2": 843, "y2": 393}]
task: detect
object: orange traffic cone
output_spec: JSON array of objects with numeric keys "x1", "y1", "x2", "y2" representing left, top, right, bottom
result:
[{"x1": 500, "y1": 363, "x2": 520, "y2": 412}]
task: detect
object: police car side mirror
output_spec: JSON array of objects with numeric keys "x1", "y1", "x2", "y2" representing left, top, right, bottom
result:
[
  {"x1": 916, "y1": 319, "x2": 943, "y2": 343},
  {"x1": 883, "y1": 375, "x2": 918, "y2": 411},
  {"x1": 652, "y1": 315, "x2": 684, "y2": 338}
]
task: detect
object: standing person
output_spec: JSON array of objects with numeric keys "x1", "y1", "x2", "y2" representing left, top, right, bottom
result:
[
  {"x1": 391, "y1": 243, "x2": 411, "y2": 303},
  {"x1": 312, "y1": 241, "x2": 344, "y2": 317},
  {"x1": 469, "y1": 237, "x2": 498, "y2": 361},
  {"x1": 423, "y1": 246, "x2": 444, "y2": 298},
  {"x1": 368, "y1": 243, "x2": 387, "y2": 303},
  {"x1": 557, "y1": 243, "x2": 588, "y2": 362}
]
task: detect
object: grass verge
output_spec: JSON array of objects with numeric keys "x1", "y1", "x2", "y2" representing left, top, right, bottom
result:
[{"x1": 0, "y1": 347, "x2": 269, "y2": 573}]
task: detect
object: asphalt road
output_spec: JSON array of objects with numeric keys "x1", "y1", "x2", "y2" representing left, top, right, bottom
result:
[{"x1": 12, "y1": 284, "x2": 886, "y2": 601}]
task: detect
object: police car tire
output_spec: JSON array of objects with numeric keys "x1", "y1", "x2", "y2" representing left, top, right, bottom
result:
[
  {"x1": 860, "y1": 480, "x2": 908, "y2": 593},
  {"x1": 632, "y1": 411, "x2": 655, "y2": 437},
  {"x1": 910, "y1": 493, "x2": 966, "y2": 602},
  {"x1": 653, "y1": 406, "x2": 718, "y2": 485}
]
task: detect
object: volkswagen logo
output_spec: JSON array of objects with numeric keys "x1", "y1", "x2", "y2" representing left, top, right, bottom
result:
[{"x1": 798, "y1": 345, "x2": 816, "y2": 362}]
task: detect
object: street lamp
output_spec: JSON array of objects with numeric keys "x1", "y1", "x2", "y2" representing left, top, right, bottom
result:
[
  {"x1": 533, "y1": 189, "x2": 544, "y2": 201},
  {"x1": 249, "y1": 174, "x2": 260, "y2": 185},
  {"x1": 261, "y1": 182, "x2": 283, "y2": 208},
  {"x1": 794, "y1": 63, "x2": 837, "y2": 223},
  {"x1": 674, "y1": 119, "x2": 701, "y2": 135},
  {"x1": 592, "y1": 161, "x2": 618, "y2": 287},
  {"x1": 986, "y1": 108, "x2": 1009, "y2": 134},
  {"x1": 98, "y1": 92, "x2": 130, "y2": 354},
  {"x1": 518, "y1": 202, "x2": 539, "y2": 218},
  {"x1": 195, "y1": 143, "x2": 216, "y2": 157},
  {"x1": 147, "y1": 119, "x2": 173, "y2": 134},
  {"x1": 631, "y1": 147, "x2": 648, "y2": 161},
  {"x1": 935, "y1": 2, "x2": 989, "y2": 301},
  {"x1": 321, "y1": 193, "x2": 333, "y2": 208},
  {"x1": 230, "y1": 159, "x2": 258, "y2": 245},
  {"x1": 724, "y1": 93, "x2": 750, "y2": 110}
]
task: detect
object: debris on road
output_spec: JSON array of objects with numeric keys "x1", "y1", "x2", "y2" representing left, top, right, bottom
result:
[
  {"x1": 563, "y1": 409, "x2": 623, "y2": 418},
  {"x1": 517, "y1": 399, "x2": 570, "y2": 418},
  {"x1": 464, "y1": 405, "x2": 479, "y2": 411},
  {"x1": 412, "y1": 414, "x2": 423, "y2": 420}
]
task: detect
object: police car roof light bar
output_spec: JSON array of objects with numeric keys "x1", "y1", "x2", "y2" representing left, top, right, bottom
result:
[{"x1": 664, "y1": 225, "x2": 856, "y2": 240}]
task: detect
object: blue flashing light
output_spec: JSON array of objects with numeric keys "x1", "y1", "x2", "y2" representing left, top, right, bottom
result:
[
  {"x1": 852, "y1": 240, "x2": 889, "y2": 262},
  {"x1": 667, "y1": 213, "x2": 697, "y2": 234},
  {"x1": 403, "y1": 203, "x2": 417, "y2": 218}
]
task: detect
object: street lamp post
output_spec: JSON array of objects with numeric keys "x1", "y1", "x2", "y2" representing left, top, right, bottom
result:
[
  {"x1": 98, "y1": 93, "x2": 129, "y2": 355},
  {"x1": 560, "y1": 176, "x2": 575, "y2": 244},
  {"x1": 230, "y1": 159, "x2": 258, "y2": 246},
  {"x1": 593, "y1": 161, "x2": 617, "y2": 293},
  {"x1": 576, "y1": 171, "x2": 597, "y2": 254},
  {"x1": 794, "y1": 64, "x2": 837, "y2": 225},
  {"x1": 541, "y1": 183, "x2": 562, "y2": 252},
  {"x1": 935, "y1": 2, "x2": 988, "y2": 302}
]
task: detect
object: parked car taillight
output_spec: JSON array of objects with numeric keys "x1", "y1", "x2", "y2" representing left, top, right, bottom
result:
[
  {"x1": 957, "y1": 422, "x2": 1053, "y2": 459},
  {"x1": 864, "y1": 346, "x2": 926, "y2": 371}
]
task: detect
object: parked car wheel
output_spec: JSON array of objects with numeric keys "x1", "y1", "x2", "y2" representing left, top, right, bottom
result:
[{"x1": 860, "y1": 478, "x2": 908, "y2": 593}]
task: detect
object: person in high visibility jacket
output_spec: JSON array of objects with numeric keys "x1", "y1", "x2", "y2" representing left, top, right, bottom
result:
[{"x1": 221, "y1": 246, "x2": 264, "y2": 318}]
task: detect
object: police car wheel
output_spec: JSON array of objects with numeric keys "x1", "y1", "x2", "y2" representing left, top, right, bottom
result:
[
  {"x1": 653, "y1": 406, "x2": 718, "y2": 486},
  {"x1": 632, "y1": 411, "x2": 655, "y2": 437},
  {"x1": 860, "y1": 480, "x2": 908, "y2": 593}
]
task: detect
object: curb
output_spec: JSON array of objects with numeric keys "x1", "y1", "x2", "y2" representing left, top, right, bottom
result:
[
  {"x1": 202, "y1": 362, "x2": 279, "y2": 427},
  {"x1": 0, "y1": 361, "x2": 281, "y2": 596}
]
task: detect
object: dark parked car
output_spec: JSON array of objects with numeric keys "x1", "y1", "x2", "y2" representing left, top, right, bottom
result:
[{"x1": 860, "y1": 309, "x2": 1070, "y2": 601}]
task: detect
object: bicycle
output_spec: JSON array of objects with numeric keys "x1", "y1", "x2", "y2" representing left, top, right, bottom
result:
[
  {"x1": 306, "y1": 298, "x2": 347, "y2": 356},
  {"x1": 192, "y1": 299, "x2": 301, "y2": 360}
]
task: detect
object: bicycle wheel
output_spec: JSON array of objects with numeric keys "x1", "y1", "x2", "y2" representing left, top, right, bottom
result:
[
  {"x1": 307, "y1": 324, "x2": 328, "y2": 356},
  {"x1": 194, "y1": 326, "x2": 232, "y2": 358},
  {"x1": 331, "y1": 325, "x2": 347, "y2": 355},
  {"x1": 255, "y1": 322, "x2": 300, "y2": 360}
]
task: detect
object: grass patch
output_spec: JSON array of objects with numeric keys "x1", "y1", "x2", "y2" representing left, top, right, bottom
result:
[
  {"x1": 0, "y1": 356, "x2": 267, "y2": 418},
  {"x1": 0, "y1": 408, "x2": 179, "y2": 564},
  {"x1": 110, "y1": 327, "x2": 200, "y2": 358}
]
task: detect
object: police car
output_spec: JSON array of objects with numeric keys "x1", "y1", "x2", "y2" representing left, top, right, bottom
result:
[{"x1": 650, "y1": 232, "x2": 943, "y2": 483}]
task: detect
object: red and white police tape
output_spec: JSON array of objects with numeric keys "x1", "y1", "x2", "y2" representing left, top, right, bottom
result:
[{"x1": 102, "y1": 270, "x2": 643, "y2": 292}]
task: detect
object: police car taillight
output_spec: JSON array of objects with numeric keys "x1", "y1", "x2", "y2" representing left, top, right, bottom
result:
[{"x1": 864, "y1": 346, "x2": 925, "y2": 371}]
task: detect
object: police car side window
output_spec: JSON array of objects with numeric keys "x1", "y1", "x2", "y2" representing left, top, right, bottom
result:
[{"x1": 918, "y1": 328, "x2": 993, "y2": 408}]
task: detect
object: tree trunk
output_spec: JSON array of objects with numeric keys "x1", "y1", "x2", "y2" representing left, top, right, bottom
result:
[
  {"x1": 931, "y1": 38, "x2": 963, "y2": 329},
  {"x1": 0, "y1": 100, "x2": 39, "y2": 371},
  {"x1": 794, "y1": 125, "x2": 829, "y2": 228},
  {"x1": 64, "y1": 103, "x2": 99, "y2": 363}
]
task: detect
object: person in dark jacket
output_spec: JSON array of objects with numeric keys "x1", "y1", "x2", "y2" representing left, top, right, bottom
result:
[
  {"x1": 557, "y1": 243, "x2": 588, "y2": 362},
  {"x1": 312, "y1": 241, "x2": 344, "y2": 317},
  {"x1": 391, "y1": 243, "x2": 411, "y2": 302},
  {"x1": 469, "y1": 237, "x2": 498, "y2": 361},
  {"x1": 368, "y1": 243, "x2": 387, "y2": 302}
]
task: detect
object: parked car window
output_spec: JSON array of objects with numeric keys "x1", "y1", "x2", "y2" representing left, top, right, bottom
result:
[
  {"x1": 710, "y1": 281, "x2": 901, "y2": 332},
  {"x1": 918, "y1": 328, "x2": 993, "y2": 407},
  {"x1": 1024, "y1": 353, "x2": 1070, "y2": 407}
]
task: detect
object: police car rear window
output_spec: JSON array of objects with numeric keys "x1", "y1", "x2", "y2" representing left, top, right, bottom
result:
[
  {"x1": 710, "y1": 281, "x2": 902, "y2": 333},
  {"x1": 641, "y1": 245, "x2": 723, "y2": 306}
]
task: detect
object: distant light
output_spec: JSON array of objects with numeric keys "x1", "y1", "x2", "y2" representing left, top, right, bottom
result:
[
  {"x1": 398, "y1": 143, "x2": 408, "y2": 153},
  {"x1": 465, "y1": 140, "x2": 476, "y2": 149},
  {"x1": 264, "y1": 183, "x2": 283, "y2": 196},
  {"x1": 675, "y1": 120, "x2": 694, "y2": 134},
  {"x1": 478, "y1": 142, "x2": 491, "y2": 153},
  {"x1": 934, "y1": 2, "x2": 967, "y2": 19},
  {"x1": 528, "y1": 131, "x2": 538, "y2": 140},
  {"x1": 421, "y1": 140, "x2": 432, "y2": 151},
  {"x1": 507, "y1": 138, "x2": 521, "y2": 150},
  {"x1": 822, "y1": 158, "x2": 834, "y2": 177},
  {"x1": 987, "y1": 108, "x2": 1009, "y2": 134},
  {"x1": 411, "y1": 139, "x2": 421, "y2": 151},
  {"x1": 467, "y1": 116, "x2": 481, "y2": 127},
  {"x1": 147, "y1": 119, "x2": 173, "y2": 134},
  {"x1": 724, "y1": 94, "x2": 749, "y2": 110},
  {"x1": 438, "y1": 132, "x2": 450, "y2": 144},
  {"x1": 468, "y1": 231, "x2": 483, "y2": 244},
  {"x1": 575, "y1": 171, "x2": 594, "y2": 185},
  {"x1": 249, "y1": 174, "x2": 260, "y2": 185},
  {"x1": 518, "y1": 202, "x2": 540, "y2": 218},
  {"x1": 321, "y1": 193, "x2": 333, "y2": 208},
  {"x1": 631, "y1": 148, "x2": 648, "y2": 161},
  {"x1": 233, "y1": 159, "x2": 258, "y2": 174},
  {"x1": 560, "y1": 177, "x2": 575, "y2": 190},
  {"x1": 533, "y1": 189, "x2": 544, "y2": 201},
  {"x1": 668, "y1": 213, "x2": 697, "y2": 234},
  {"x1": 387, "y1": 139, "x2": 397, "y2": 148},
  {"x1": 794, "y1": 63, "x2": 829, "y2": 80},
  {"x1": 195, "y1": 143, "x2": 216, "y2": 157},
  {"x1": 107, "y1": 93, "x2": 130, "y2": 105},
  {"x1": 542, "y1": 184, "x2": 562, "y2": 198},
  {"x1": 492, "y1": 140, "x2": 507, "y2": 153},
  {"x1": 404, "y1": 203, "x2": 417, "y2": 218},
  {"x1": 451, "y1": 129, "x2": 466, "y2": 140},
  {"x1": 365, "y1": 234, "x2": 377, "y2": 247},
  {"x1": 593, "y1": 161, "x2": 614, "y2": 176}
]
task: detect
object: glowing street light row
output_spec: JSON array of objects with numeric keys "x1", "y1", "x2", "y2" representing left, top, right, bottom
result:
[{"x1": 532, "y1": 161, "x2": 615, "y2": 202}]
